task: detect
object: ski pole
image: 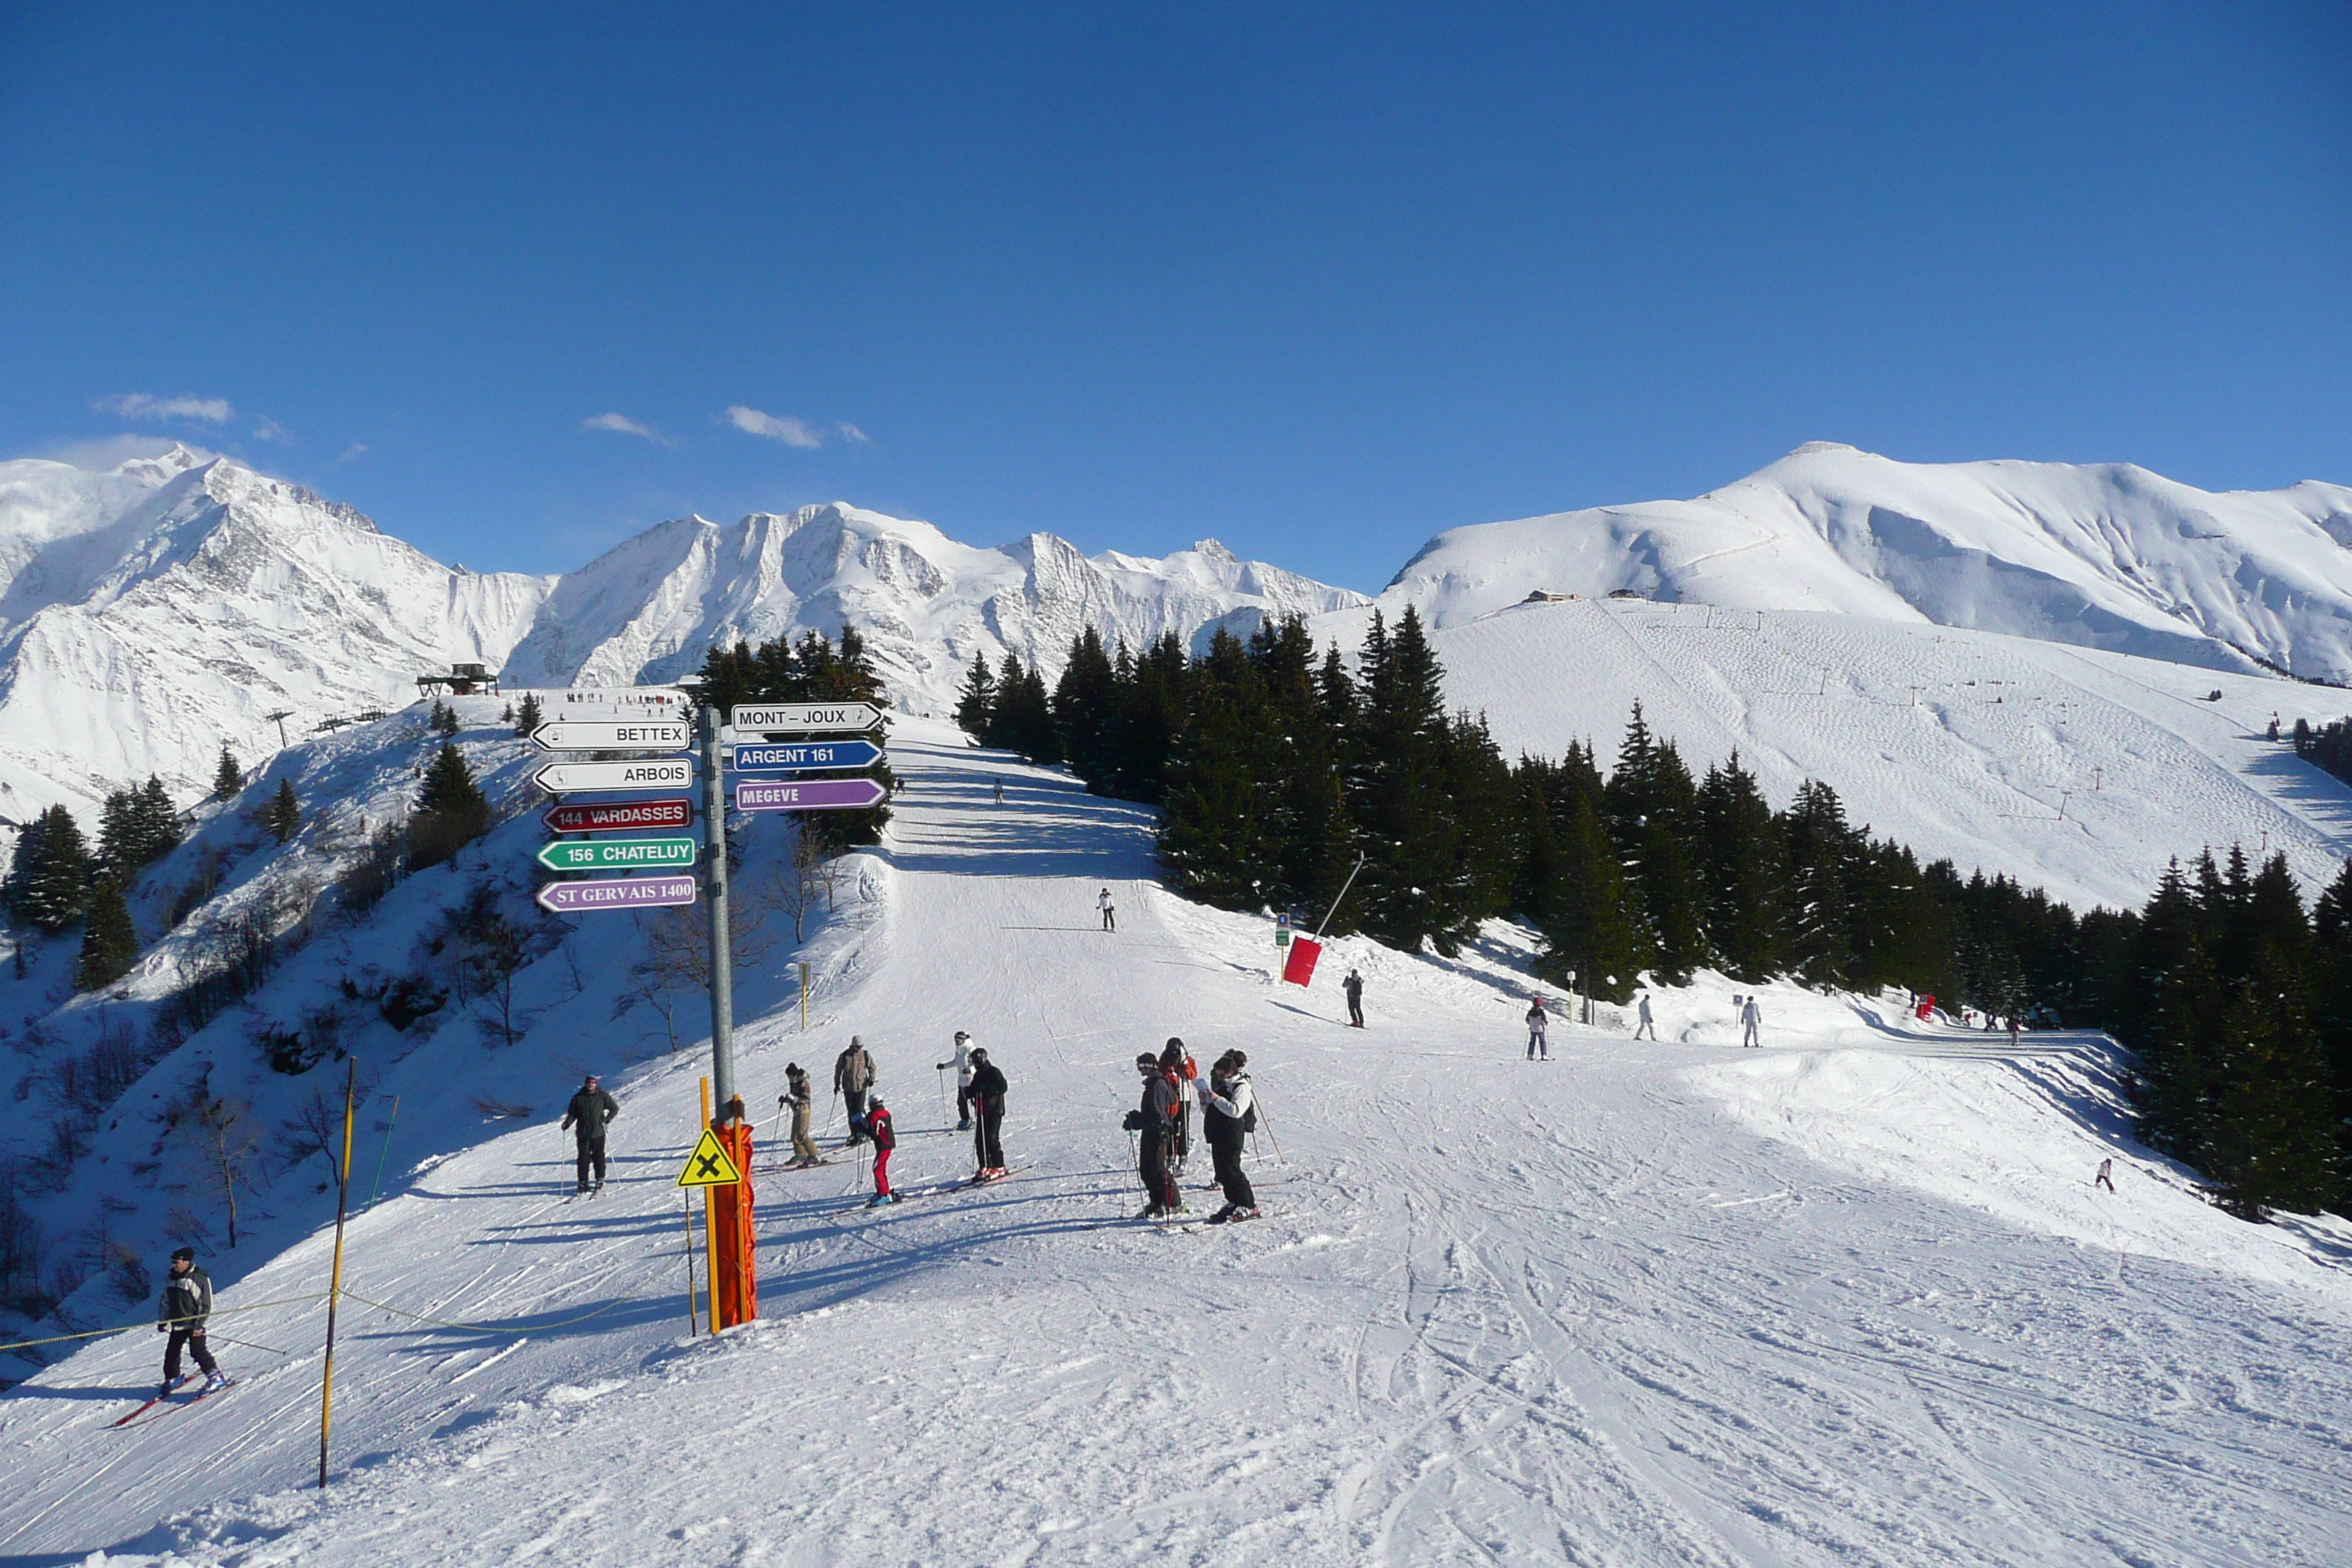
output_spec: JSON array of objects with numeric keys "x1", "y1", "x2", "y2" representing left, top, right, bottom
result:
[
  {"x1": 211, "y1": 1333, "x2": 293, "y2": 1357},
  {"x1": 1254, "y1": 1095, "x2": 1286, "y2": 1164},
  {"x1": 365, "y1": 1095, "x2": 401, "y2": 1211}
]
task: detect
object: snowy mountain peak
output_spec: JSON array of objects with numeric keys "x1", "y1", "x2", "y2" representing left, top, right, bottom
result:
[{"x1": 1384, "y1": 447, "x2": 2352, "y2": 682}]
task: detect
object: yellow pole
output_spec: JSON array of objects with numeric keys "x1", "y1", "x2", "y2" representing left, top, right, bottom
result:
[
  {"x1": 317, "y1": 1056, "x2": 358, "y2": 1488},
  {"x1": 700, "y1": 1077, "x2": 720, "y2": 1328},
  {"x1": 800, "y1": 962, "x2": 809, "y2": 1032}
]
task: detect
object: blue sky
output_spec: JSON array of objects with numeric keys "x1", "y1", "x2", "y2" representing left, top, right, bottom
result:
[{"x1": 1, "y1": 2, "x2": 2346, "y2": 592}]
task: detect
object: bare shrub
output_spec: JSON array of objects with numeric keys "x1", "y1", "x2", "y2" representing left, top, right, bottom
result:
[
  {"x1": 0, "y1": 1181, "x2": 48, "y2": 1314},
  {"x1": 335, "y1": 818, "x2": 407, "y2": 921},
  {"x1": 274, "y1": 1084, "x2": 344, "y2": 1176},
  {"x1": 165, "y1": 1090, "x2": 263, "y2": 1248},
  {"x1": 52, "y1": 1012, "x2": 155, "y2": 1115},
  {"x1": 467, "y1": 1094, "x2": 534, "y2": 1120}
]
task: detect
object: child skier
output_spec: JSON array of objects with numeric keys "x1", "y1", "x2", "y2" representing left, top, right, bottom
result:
[
  {"x1": 156, "y1": 1246, "x2": 226, "y2": 1398},
  {"x1": 1526, "y1": 997, "x2": 1550, "y2": 1060},
  {"x1": 864, "y1": 1095, "x2": 900, "y2": 1206}
]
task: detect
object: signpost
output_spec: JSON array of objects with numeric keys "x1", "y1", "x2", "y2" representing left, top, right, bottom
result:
[
  {"x1": 518, "y1": 686, "x2": 691, "y2": 721},
  {"x1": 727, "y1": 701, "x2": 883, "y2": 734},
  {"x1": 542, "y1": 797, "x2": 693, "y2": 834},
  {"x1": 532, "y1": 718, "x2": 693, "y2": 751},
  {"x1": 735, "y1": 777, "x2": 890, "y2": 813},
  {"x1": 534, "y1": 875, "x2": 698, "y2": 914},
  {"x1": 676, "y1": 1128, "x2": 744, "y2": 1188},
  {"x1": 532, "y1": 758, "x2": 694, "y2": 794},
  {"x1": 536, "y1": 835, "x2": 697, "y2": 872},
  {"x1": 726, "y1": 738, "x2": 883, "y2": 772}
]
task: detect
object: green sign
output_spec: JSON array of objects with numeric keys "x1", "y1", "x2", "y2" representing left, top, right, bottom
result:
[{"x1": 536, "y1": 834, "x2": 698, "y2": 872}]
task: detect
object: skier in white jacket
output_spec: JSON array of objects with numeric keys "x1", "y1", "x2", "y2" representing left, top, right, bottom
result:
[
  {"x1": 935, "y1": 1030, "x2": 975, "y2": 1130},
  {"x1": 1740, "y1": 997, "x2": 1762, "y2": 1048}
]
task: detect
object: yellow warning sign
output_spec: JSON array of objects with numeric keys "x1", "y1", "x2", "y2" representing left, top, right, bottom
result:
[{"x1": 676, "y1": 1129, "x2": 744, "y2": 1188}]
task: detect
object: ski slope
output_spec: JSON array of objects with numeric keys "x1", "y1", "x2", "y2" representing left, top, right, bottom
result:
[
  {"x1": 1405, "y1": 595, "x2": 2352, "y2": 911},
  {"x1": 4, "y1": 719, "x2": 2351, "y2": 1566}
]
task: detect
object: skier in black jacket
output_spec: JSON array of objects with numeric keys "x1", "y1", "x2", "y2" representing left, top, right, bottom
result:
[
  {"x1": 1126, "y1": 1048, "x2": 1184, "y2": 1217},
  {"x1": 1198, "y1": 1051, "x2": 1259, "y2": 1224},
  {"x1": 560, "y1": 1074, "x2": 619, "y2": 1194},
  {"x1": 156, "y1": 1246, "x2": 225, "y2": 1397},
  {"x1": 968, "y1": 1047, "x2": 1009, "y2": 1179}
]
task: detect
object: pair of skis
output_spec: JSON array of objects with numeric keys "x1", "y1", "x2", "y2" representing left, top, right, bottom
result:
[{"x1": 111, "y1": 1374, "x2": 233, "y2": 1429}]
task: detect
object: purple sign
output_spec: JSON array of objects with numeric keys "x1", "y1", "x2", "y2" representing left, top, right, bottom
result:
[
  {"x1": 535, "y1": 874, "x2": 698, "y2": 914},
  {"x1": 734, "y1": 777, "x2": 889, "y2": 813}
]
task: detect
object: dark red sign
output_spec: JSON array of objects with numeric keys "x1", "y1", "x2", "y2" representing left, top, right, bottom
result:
[{"x1": 540, "y1": 797, "x2": 693, "y2": 834}]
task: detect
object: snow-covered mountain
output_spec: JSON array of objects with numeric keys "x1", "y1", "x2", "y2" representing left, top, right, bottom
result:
[
  {"x1": 499, "y1": 502, "x2": 1362, "y2": 714},
  {"x1": 0, "y1": 455, "x2": 1363, "y2": 828},
  {"x1": 1382, "y1": 442, "x2": 2352, "y2": 681}
]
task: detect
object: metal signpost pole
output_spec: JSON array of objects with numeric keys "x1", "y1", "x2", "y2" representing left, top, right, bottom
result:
[{"x1": 701, "y1": 706, "x2": 737, "y2": 1112}]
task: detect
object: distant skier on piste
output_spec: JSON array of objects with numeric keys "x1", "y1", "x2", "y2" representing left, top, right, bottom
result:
[
  {"x1": 1633, "y1": 994, "x2": 1657, "y2": 1041},
  {"x1": 935, "y1": 1030, "x2": 974, "y2": 1130},
  {"x1": 835, "y1": 1036, "x2": 876, "y2": 1147},
  {"x1": 863, "y1": 1094, "x2": 900, "y2": 1205},
  {"x1": 560, "y1": 1074, "x2": 619, "y2": 1193},
  {"x1": 1741, "y1": 997, "x2": 1762, "y2": 1048},
  {"x1": 1198, "y1": 1051, "x2": 1259, "y2": 1224},
  {"x1": 968, "y1": 1047, "x2": 1009, "y2": 1180},
  {"x1": 1525, "y1": 997, "x2": 1550, "y2": 1060},
  {"x1": 782, "y1": 1063, "x2": 822, "y2": 1168},
  {"x1": 1098, "y1": 887, "x2": 1117, "y2": 932},
  {"x1": 156, "y1": 1246, "x2": 226, "y2": 1398},
  {"x1": 1343, "y1": 968, "x2": 1365, "y2": 1028}
]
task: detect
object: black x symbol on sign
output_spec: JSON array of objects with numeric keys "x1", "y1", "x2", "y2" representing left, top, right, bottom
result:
[{"x1": 695, "y1": 1150, "x2": 724, "y2": 1179}]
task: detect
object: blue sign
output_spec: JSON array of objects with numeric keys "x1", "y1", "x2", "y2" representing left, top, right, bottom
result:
[{"x1": 728, "y1": 739, "x2": 885, "y2": 772}]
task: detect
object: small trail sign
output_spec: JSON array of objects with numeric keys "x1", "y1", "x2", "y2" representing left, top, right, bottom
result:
[
  {"x1": 727, "y1": 739, "x2": 884, "y2": 772},
  {"x1": 535, "y1": 874, "x2": 698, "y2": 913},
  {"x1": 735, "y1": 777, "x2": 890, "y2": 813},
  {"x1": 536, "y1": 834, "x2": 698, "y2": 872},
  {"x1": 532, "y1": 719, "x2": 693, "y2": 752},
  {"x1": 676, "y1": 1129, "x2": 744, "y2": 1188},
  {"x1": 728, "y1": 702, "x2": 883, "y2": 734},
  {"x1": 533, "y1": 758, "x2": 695, "y2": 794},
  {"x1": 542, "y1": 798, "x2": 693, "y2": 834}
]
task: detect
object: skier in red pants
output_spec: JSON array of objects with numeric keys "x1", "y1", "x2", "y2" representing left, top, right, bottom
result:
[{"x1": 864, "y1": 1096, "x2": 900, "y2": 1207}]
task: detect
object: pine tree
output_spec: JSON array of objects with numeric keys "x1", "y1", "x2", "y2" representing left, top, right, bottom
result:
[
  {"x1": 988, "y1": 655, "x2": 1060, "y2": 764},
  {"x1": 1533, "y1": 791, "x2": 1637, "y2": 1002},
  {"x1": 211, "y1": 747, "x2": 245, "y2": 801},
  {"x1": 5, "y1": 804, "x2": 94, "y2": 933},
  {"x1": 137, "y1": 777, "x2": 181, "y2": 864},
  {"x1": 954, "y1": 653, "x2": 996, "y2": 742},
  {"x1": 1156, "y1": 674, "x2": 1278, "y2": 907},
  {"x1": 1348, "y1": 608, "x2": 1478, "y2": 954},
  {"x1": 431, "y1": 699, "x2": 461, "y2": 736},
  {"x1": 2313, "y1": 859, "x2": 2352, "y2": 1149},
  {"x1": 1052, "y1": 627, "x2": 1119, "y2": 791},
  {"x1": 268, "y1": 777, "x2": 301, "y2": 844},
  {"x1": 408, "y1": 745, "x2": 492, "y2": 870},
  {"x1": 1605, "y1": 716, "x2": 1705, "y2": 984},
  {"x1": 1697, "y1": 754, "x2": 1788, "y2": 983},
  {"x1": 1782, "y1": 780, "x2": 1856, "y2": 987},
  {"x1": 73, "y1": 877, "x2": 138, "y2": 992},
  {"x1": 513, "y1": 692, "x2": 543, "y2": 737},
  {"x1": 1108, "y1": 634, "x2": 1188, "y2": 803},
  {"x1": 2201, "y1": 949, "x2": 2344, "y2": 1221}
]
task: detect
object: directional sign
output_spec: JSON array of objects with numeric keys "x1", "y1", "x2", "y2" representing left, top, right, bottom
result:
[
  {"x1": 535, "y1": 875, "x2": 698, "y2": 914},
  {"x1": 727, "y1": 739, "x2": 884, "y2": 772},
  {"x1": 533, "y1": 758, "x2": 696, "y2": 794},
  {"x1": 735, "y1": 777, "x2": 890, "y2": 813},
  {"x1": 728, "y1": 701, "x2": 883, "y2": 734},
  {"x1": 542, "y1": 797, "x2": 693, "y2": 834},
  {"x1": 676, "y1": 1128, "x2": 744, "y2": 1188},
  {"x1": 535, "y1": 834, "x2": 698, "y2": 872},
  {"x1": 532, "y1": 719, "x2": 693, "y2": 752}
]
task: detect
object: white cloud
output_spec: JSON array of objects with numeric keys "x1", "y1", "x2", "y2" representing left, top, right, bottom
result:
[
  {"x1": 335, "y1": 443, "x2": 370, "y2": 463},
  {"x1": 725, "y1": 406, "x2": 823, "y2": 448},
  {"x1": 251, "y1": 416, "x2": 291, "y2": 442},
  {"x1": 41, "y1": 434, "x2": 219, "y2": 471},
  {"x1": 836, "y1": 422, "x2": 871, "y2": 445},
  {"x1": 94, "y1": 393, "x2": 235, "y2": 424},
  {"x1": 582, "y1": 412, "x2": 661, "y2": 440}
]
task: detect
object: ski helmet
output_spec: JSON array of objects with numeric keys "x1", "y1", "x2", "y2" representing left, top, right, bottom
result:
[
  {"x1": 170, "y1": 1245, "x2": 195, "y2": 1262},
  {"x1": 968, "y1": 1047, "x2": 988, "y2": 1065}
]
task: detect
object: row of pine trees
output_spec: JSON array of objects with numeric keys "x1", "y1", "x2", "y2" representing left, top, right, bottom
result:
[{"x1": 961, "y1": 608, "x2": 2352, "y2": 1221}]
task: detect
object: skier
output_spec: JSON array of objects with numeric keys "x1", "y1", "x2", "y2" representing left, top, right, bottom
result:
[
  {"x1": 1161, "y1": 1038, "x2": 1197, "y2": 1173},
  {"x1": 993, "y1": 777, "x2": 1005, "y2": 804},
  {"x1": 1126, "y1": 1049, "x2": 1183, "y2": 1218},
  {"x1": 935, "y1": 1030, "x2": 975, "y2": 1130},
  {"x1": 781, "y1": 1063, "x2": 822, "y2": 1168},
  {"x1": 1098, "y1": 886, "x2": 1117, "y2": 932},
  {"x1": 1525, "y1": 997, "x2": 1550, "y2": 1060},
  {"x1": 155, "y1": 1246, "x2": 226, "y2": 1398},
  {"x1": 1633, "y1": 993, "x2": 1657, "y2": 1041},
  {"x1": 1343, "y1": 968, "x2": 1365, "y2": 1028},
  {"x1": 1198, "y1": 1051, "x2": 1259, "y2": 1224},
  {"x1": 861, "y1": 1094, "x2": 900, "y2": 1205},
  {"x1": 834, "y1": 1036, "x2": 876, "y2": 1147},
  {"x1": 559, "y1": 1073, "x2": 619, "y2": 1194},
  {"x1": 2095, "y1": 1157, "x2": 2115, "y2": 1193},
  {"x1": 2007, "y1": 1014, "x2": 2021, "y2": 1047},
  {"x1": 1740, "y1": 997, "x2": 1762, "y2": 1048},
  {"x1": 968, "y1": 1046, "x2": 1009, "y2": 1179}
]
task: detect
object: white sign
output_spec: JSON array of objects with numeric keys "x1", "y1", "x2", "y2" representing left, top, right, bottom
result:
[
  {"x1": 532, "y1": 720, "x2": 693, "y2": 752},
  {"x1": 534, "y1": 758, "x2": 698, "y2": 794},
  {"x1": 513, "y1": 686, "x2": 692, "y2": 720},
  {"x1": 727, "y1": 702, "x2": 884, "y2": 734}
]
